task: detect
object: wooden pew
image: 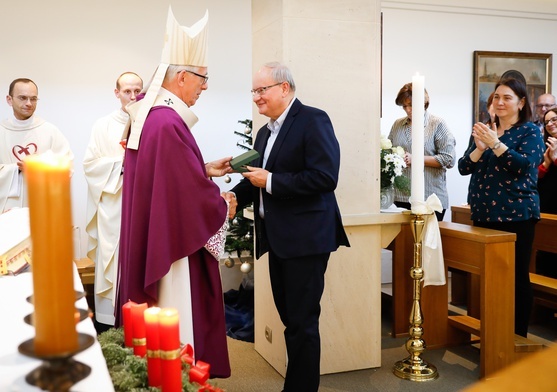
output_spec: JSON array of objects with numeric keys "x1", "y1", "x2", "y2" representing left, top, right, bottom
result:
[
  {"x1": 73, "y1": 257, "x2": 95, "y2": 312},
  {"x1": 451, "y1": 205, "x2": 557, "y2": 273},
  {"x1": 390, "y1": 221, "x2": 543, "y2": 378},
  {"x1": 450, "y1": 206, "x2": 479, "y2": 317},
  {"x1": 451, "y1": 206, "x2": 557, "y2": 312},
  {"x1": 451, "y1": 205, "x2": 473, "y2": 225},
  {"x1": 530, "y1": 213, "x2": 557, "y2": 273},
  {"x1": 74, "y1": 257, "x2": 95, "y2": 285},
  {"x1": 530, "y1": 273, "x2": 557, "y2": 310}
]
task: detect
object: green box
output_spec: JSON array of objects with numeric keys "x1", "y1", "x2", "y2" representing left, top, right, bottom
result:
[{"x1": 230, "y1": 150, "x2": 260, "y2": 173}]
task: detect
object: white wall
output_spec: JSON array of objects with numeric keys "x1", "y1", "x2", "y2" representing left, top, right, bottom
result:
[
  {"x1": 0, "y1": 0, "x2": 252, "y2": 256},
  {"x1": 381, "y1": 0, "x2": 557, "y2": 216}
]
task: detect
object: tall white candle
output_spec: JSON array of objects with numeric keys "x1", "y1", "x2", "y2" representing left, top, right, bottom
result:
[{"x1": 411, "y1": 73, "x2": 425, "y2": 205}]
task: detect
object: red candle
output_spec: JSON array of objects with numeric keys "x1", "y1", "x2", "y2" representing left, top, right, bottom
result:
[
  {"x1": 144, "y1": 307, "x2": 162, "y2": 387},
  {"x1": 131, "y1": 302, "x2": 148, "y2": 357},
  {"x1": 159, "y1": 308, "x2": 182, "y2": 392},
  {"x1": 24, "y1": 153, "x2": 78, "y2": 356},
  {"x1": 122, "y1": 300, "x2": 136, "y2": 347}
]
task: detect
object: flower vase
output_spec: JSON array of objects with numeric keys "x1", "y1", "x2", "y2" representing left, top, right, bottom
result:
[{"x1": 380, "y1": 185, "x2": 395, "y2": 209}]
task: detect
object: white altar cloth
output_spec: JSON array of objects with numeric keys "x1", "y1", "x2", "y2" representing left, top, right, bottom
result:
[{"x1": 0, "y1": 266, "x2": 114, "y2": 391}]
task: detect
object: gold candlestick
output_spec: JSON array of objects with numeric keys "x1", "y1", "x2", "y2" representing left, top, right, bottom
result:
[
  {"x1": 18, "y1": 333, "x2": 94, "y2": 391},
  {"x1": 393, "y1": 213, "x2": 438, "y2": 381},
  {"x1": 19, "y1": 291, "x2": 94, "y2": 391}
]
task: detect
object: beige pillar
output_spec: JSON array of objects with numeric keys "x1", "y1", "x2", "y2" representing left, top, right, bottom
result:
[{"x1": 252, "y1": 0, "x2": 406, "y2": 375}]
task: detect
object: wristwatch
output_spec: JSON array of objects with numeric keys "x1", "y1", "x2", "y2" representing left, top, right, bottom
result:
[{"x1": 491, "y1": 141, "x2": 502, "y2": 150}]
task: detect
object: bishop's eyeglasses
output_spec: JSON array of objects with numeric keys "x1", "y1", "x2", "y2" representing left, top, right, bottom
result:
[{"x1": 184, "y1": 70, "x2": 209, "y2": 85}]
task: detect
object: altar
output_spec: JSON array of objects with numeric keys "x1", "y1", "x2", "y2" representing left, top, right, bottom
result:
[{"x1": 0, "y1": 267, "x2": 114, "y2": 391}]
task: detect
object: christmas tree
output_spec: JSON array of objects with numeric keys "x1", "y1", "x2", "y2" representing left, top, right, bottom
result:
[
  {"x1": 224, "y1": 119, "x2": 254, "y2": 270},
  {"x1": 223, "y1": 120, "x2": 255, "y2": 343},
  {"x1": 234, "y1": 119, "x2": 252, "y2": 150},
  {"x1": 225, "y1": 211, "x2": 254, "y2": 261}
]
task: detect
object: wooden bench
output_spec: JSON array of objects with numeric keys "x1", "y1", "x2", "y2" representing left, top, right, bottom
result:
[
  {"x1": 74, "y1": 257, "x2": 95, "y2": 285},
  {"x1": 390, "y1": 220, "x2": 543, "y2": 378},
  {"x1": 451, "y1": 206, "x2": 557, "y2": 273},
  {"x1": 451, "y1": 205, "x2": 473, "y2": 225},
  {"x1": 451, "y1": 206, "x2": 557, "y2": 314},
  {"x1": 530, "y1": 273, "x2": 557, "y2": 310},
  {"x1": 530, "y1": 213, "x2": 557, "y2": 273}
]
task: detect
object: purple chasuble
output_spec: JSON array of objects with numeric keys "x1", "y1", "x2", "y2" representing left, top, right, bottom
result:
[{"x1": 115, "y1": 106, "x2": 230, "y2": 377}]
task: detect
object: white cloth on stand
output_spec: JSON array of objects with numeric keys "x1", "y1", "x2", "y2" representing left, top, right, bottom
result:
[{"x1": 410, "y1": 193, "x2": 446, "y2": 286}]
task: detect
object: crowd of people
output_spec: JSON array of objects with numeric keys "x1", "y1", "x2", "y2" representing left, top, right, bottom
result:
[
  {"x1": 386, "y1": 69, "x2": 556, "y2": 339},
  {"x1": 0, "y1": 8, "x2": 350, "y2": 392},
  {"x1": 1, "y1": 6, "x2": 556, "y2": 390}
]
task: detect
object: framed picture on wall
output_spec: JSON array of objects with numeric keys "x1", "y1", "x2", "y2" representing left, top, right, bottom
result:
[{"x1": 473, "y1": 51, "x2": 552, "y2": 124}]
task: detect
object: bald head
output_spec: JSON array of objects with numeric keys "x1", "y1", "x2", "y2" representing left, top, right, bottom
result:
[{"x1": 115, "y1": 72, "x2": 143, "y2": 112}]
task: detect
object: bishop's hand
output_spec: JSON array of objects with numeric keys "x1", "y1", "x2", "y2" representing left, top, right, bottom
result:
[{"x1": 206, "y1": 156, "x2": 233, "y2": 178}]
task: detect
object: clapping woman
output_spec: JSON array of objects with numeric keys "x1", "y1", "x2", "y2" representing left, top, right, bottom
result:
[
  {"x1": 538, "y1": 106, "x2": 557, "y2": 213},
  {"x1": 458, "y1": 77, "x2": 544, "y2": 337},
  {"x1": 535, "y1": 106, "x2": 557, "y2": 278}
]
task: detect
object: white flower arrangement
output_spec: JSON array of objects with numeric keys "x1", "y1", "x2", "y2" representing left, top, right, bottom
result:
[{"x1": 380, "y1": 136, "x2": 410, "y2": 194}]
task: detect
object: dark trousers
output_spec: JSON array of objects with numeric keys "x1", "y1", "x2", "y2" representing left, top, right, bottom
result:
[
  {"x1": 268, "y1": 251, "x2": 329, "y2": 392},
  {"x1": 474, "y1": 219, "x2": 537, "y2": 337},
  {"x1": 536, "y1": 250, "x2": 557, "y2": 278}
]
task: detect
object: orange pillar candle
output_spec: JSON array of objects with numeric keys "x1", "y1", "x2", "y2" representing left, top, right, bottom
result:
[
  {"x1": 159, "y1": 308, "x2": 182, "y2": 392},
  {"x1": 144, "y1": 307, "x2": 162, "y2": 387},
  {"x1": 24, "y1": 153, "x2": 78, "y2": 356},
  {"x1": 122, "y1": 300, "x2": 136, "y2": 347},
  {"x1": 130, "y1": 302, "x2": 148, "y2": 357}
]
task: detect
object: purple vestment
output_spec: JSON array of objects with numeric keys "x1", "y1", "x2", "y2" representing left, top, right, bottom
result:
[{"x1": 115, "y1": 105, "x2": 230, "y2": 377}]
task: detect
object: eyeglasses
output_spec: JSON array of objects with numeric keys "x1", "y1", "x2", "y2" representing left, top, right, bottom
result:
[
  {"x1": 14, "y1": 95, "x2": 39, "y2": 103},
  {"x1": 544, "y1": 117, "x2": 557, "y2": 126},
  {"x1": 251, "y1": 82, "x2": 282, "y2": 97},
  {"x1": 184, "y1": 70, "x2": 209, "y2": 85},
  {"x1": 536, "y1": 103, "x2": 554, "y2": 109}
]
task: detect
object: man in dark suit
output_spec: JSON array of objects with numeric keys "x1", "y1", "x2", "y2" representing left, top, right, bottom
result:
[{"x1": 225, "y1": 62, "x2": 350, "y2": 392}]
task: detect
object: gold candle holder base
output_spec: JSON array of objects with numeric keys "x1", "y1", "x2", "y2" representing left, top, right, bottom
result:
[
  {"x1": 393, "y1": 352, "x2": 438, "y2": 381},
  {"x1": 18, "y1": 333, "x2": 95, "y2": 391},
  {"x1": 393, "y1": 213, "x2": 438, "y2": 382}
]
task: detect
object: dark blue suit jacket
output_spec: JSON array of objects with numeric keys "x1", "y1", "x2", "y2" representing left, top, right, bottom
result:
[{"x1": 232, "y1": 98, "x2": 350, "y2": 259}]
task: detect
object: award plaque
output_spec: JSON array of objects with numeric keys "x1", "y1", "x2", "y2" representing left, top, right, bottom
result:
[{"x1": 230, "y1": 150, "x2": 260, "y2": 173}]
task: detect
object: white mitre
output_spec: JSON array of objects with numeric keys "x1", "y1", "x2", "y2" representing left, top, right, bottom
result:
[{"x1": 126, "y1": 7, "x2": 208, "y2": 150}]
